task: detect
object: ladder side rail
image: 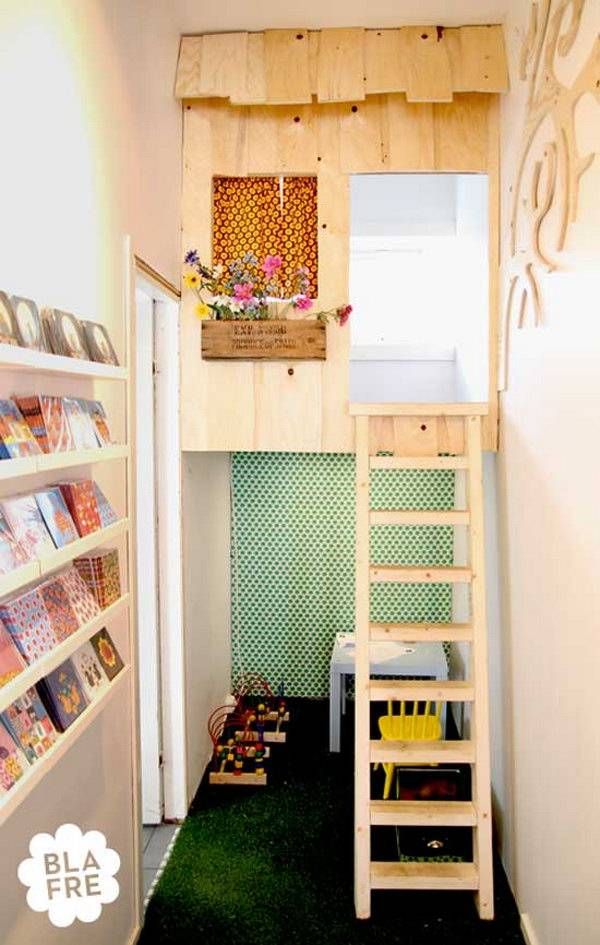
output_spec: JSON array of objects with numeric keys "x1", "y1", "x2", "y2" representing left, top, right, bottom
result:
[{"x1": 465, "y1": 414, "x2": 494, "y2": 919}]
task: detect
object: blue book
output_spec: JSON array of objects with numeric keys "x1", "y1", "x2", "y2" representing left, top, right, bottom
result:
[
  {"x1": 92, "y1": 483, "x2": 117, "y2": 528},
  {"x1": 35, "y1": 487, "x2": 79, "y2": 548},
  {"x1": 38, "y1": 659, "x2": 89, "y2": 731}
]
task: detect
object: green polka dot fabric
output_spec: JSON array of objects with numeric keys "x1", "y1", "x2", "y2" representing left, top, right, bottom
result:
[{"x1": 231, "y1": 453, "x2": 455, "y2": 697}]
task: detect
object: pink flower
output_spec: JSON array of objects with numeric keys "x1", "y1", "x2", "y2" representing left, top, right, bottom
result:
[
  {"x1": 337, "y1": 304, "x2": 352, "y2": 327},
  {"x1": 294, "y1": 294, "x2": 313, "y2": 312},
  {"x1": 233, "y1": 282, "x2": 254, "y2": 302},
  {"x1": 261, "y1": 255, "x2": 283, "y2": 278}
]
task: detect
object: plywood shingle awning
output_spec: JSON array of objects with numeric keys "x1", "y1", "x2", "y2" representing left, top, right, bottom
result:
[{"x1": 175, "y1": 26, "x2": 509, "y2": 105}]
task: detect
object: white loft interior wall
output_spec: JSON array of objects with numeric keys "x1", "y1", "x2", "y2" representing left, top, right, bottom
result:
[
  {"x1": 181, "y1": 452, "x2": 232, "y2": 803},
  {"x1": 349, "y1": 174, "x2": 488, "y2": 403}
]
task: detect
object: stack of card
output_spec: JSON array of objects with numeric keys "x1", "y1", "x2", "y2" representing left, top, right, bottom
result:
[{"x1": 74, "y1": 549, "x2": 121, "y2": 610}]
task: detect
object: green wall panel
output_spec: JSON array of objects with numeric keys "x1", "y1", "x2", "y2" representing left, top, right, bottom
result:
[{"x1": 231, "y1": 453, "x2": 455, "y2": 698}]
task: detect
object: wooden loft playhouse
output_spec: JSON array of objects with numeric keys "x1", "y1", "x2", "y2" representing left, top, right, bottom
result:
[{"x1": 176, "y1": 23, "x2": 509, "y2": 922}]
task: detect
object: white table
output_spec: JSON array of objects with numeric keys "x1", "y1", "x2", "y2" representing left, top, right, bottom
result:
[{"x1": 328, "y1": 633, "x2": 448, "y2": 752}]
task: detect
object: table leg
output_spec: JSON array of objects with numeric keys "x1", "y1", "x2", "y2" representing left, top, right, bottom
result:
[{"x1": 329, "y1": 665, "x2": 341, "y2": 752}]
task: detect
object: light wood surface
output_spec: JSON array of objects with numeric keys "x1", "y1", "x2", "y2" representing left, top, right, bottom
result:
[
  {"x1": 175, "y1": 27, "x2": 509, "y2": 103},
  {"x1": 369, "y1": 565, "x2": 472, "y2": 583},
  {"x1": 0, "y1": 445, "x2": 130, "y2": 481},
  {"x1": 371, "y1": 861, "x2": 479, "y2": 889},
  {"x1": 369, "y1": 455, "x2": 469, "y2": 469},
  {"x1": 369, "y1": 510, "x2": 470, "y2": 525},
  {"x1": 350, "y1": 402, "x2": 489, "y2": 415},
  {"x1": 369, "y1": 622, "x2": 473, "y2": 642},
  {"x1": 370, "y1": 739, "x2": 475, "y2": 764},
  {"x1": 180, "y1": 93, "x2": 500, "y2": 451},
  {"x1": 370, "y1": 799, "x2": 477, "y2": 826},
  {"x1": 369, "y1": 679, "x2": 475, "y2": 702},
  {"x1": 201, "y1": 320, "x2": 326, "y2": 360}
]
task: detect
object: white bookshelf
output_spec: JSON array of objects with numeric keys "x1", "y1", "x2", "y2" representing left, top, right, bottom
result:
[
  {"x1": 0, "y1": 342, "x2": 128, "y2": 380},
  {"x1": 0, "y1": 445, "x2": 130, "y2": 481},
  {"x1": 0, "y1": 518, "x2": 130, "y2": 598},
  {"x1": 0, "y1": 593, "x2": 130, "y2": 713},
  {"x1": 0, "y1": 323, "x2": 136, "y2": 841},
  {"x1": 0, "y1": 667, "x2": 130, "y2": 826}
]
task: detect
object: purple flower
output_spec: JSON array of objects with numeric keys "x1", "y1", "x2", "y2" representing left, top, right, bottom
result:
[{"x1": 184, "y1": 249, "x2": 199, "y2": 265}]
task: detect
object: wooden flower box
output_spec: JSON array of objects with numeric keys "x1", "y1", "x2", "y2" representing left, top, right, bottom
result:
[{"x1": 201, "y1": 319, "x2": 326, "y2": 360}]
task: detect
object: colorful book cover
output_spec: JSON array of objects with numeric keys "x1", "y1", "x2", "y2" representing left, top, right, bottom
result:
[
  {"x1": 58, "y1": 480, "x2": 101, "y2": 536},
  {"x1": 71, "y1": 642, "x2": 110, "y2": 701},
  {"x1": 74, "y1": 549, "x2": 121, "y2": 610},
  {"x1": 40, "y1": 396, "x2": 73, "y2": 452},
  {"x1": 0, "y1": 620, "x2": 25, "y2": 688},
  {"x1": 35, "y1": 487, "x2": 79, "y2": 548},
  {"x1": 63, "y1": 397, "x2": 98, "y2": 451},
  {"x1": 14, "y1": 396, "x2": 49, "y2": 453},
  {"x1": 0, "y1": 722, "x2": 28, "y2": 792},
  {"x1": 38, "y1": 578, "x2": 79, "y2": 642},
  {"x1": 0, "y1": 588, "x2": 58, "y2": 664},
  {"x1": 38, "y1": 658, "x2": 88, "y2": 731},
  {"x1": 1, "y1": 494, "x2": 56, "y2": 559},
  {"x1": 89, "y1": 628, "x2": 124, "y2": 681},
  {"x1": 58, "y1": 566, "x2": 100, "y2": 626},
  {"x1": 85, "y1": 400, "x2": 112, "y2": 447},
  {"x1": 1, "y1": 687, "x2": 57, "y2": 763},
  {"x1": 0, "y1": 400, "x2": 41, "y2": 458},
  {"x1": 0, "y1": 508, "x2": 31, "y2": 572},
  {"x1": 92, "y1": 483, "x2": 117, "y2": 528}
]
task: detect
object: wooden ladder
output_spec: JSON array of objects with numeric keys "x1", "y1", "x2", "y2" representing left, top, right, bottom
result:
[{"x1": 353, "y1": 405, "x2": 493, "y2": 920}]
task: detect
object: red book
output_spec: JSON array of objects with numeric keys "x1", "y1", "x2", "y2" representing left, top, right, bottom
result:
[
  {"x1": 58, "y1": 480, "x2": 101, "y2": 536},
  {"x1": 0, "y1": 620, "x2": 25, "y2": 688}
]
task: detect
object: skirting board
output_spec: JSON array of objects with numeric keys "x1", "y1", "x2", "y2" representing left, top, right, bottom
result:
[{"x1": 521, "y1": 913, "x2": 541, "y2": 945}]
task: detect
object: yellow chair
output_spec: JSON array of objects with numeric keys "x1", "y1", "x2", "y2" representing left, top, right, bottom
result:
[{"x1": 377, "y1": 699, "x2": 442, "y2": 800}]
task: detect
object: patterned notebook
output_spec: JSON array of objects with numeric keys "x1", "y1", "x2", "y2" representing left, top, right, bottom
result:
[
  {"x1": 0, "y1": 400, "x2": 41, "y2": 458},
  {"x1": 63, "y1": 397, "x2": 98, "y2": 451},
  {"x1": 0, "y1": 588, "x2": 59, "y2": 664},
  {"x1": 38, "y1": 658, "x2": 89, "y2": 731},
  {"x1": 1, "y1": 494, "x2": 56, "y2": 559},
  {"x1": 0, "y1": 722, "x2": 28, "y2": 792},
  {"x1": 38, "y1": 578, "x2": 79, "y2": 642},
  {"x1": 58, "y1": 566, "x2": 100, "y2": 626},
  {"x1": 71, "y1": 642, "x2": 110, "y2": 701},
  {"x1": 14, "y1": 396, "x2": 49, "y2": 453},
  {"x1": 58, "y1": 481, "x2": 101, "y2": 536},
  {"x1": 0, "y1": 621, "x2": 25, "y2": 688},
  {"x1": 1, "y1": 687, "x2": 57, "y2": 763},
  {"x1": 85, "y1": 400, "x2": 112, "y2": 447},
  {"x1": 92, "y1": 483, "x2": 117, "y2": 528},
  {"x1": 40, "y1": 396, "x2": 73, "y2": 452},
  {"x1": 89, "y1": 628, "x2": 124, "y2": 682},
  {"x1": 35, "y1": 487, "x2": 79, "y2": 548},
  {"x1": 74, "y1": 549, "x2": 121, "y2": 610},
  {"x1": 0, "y1": 508, "x2": 30, "y2": 572}
]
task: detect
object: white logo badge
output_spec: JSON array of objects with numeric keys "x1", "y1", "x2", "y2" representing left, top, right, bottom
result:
[{"x1": 18, "y1": 823, "x2": 120, "y2": 928}]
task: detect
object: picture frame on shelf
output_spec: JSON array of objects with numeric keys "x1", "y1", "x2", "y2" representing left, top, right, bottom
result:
[
  {"x1": 0, "y1": 293, "x2": 20, "y2": 347},
  {"x1": 45, "y1": 309, "x2": 89, "y2": 360},
  {"x1": 80, "y1": 320, "x2": 119, "y2": 366},
  {"x1": 11, "y1": 297, "x2": 47, "y2": 352}
]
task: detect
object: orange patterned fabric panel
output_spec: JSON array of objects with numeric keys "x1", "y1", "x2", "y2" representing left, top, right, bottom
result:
[{"x1": 212, "y1": 176, "x2": 318, "y2": 298}]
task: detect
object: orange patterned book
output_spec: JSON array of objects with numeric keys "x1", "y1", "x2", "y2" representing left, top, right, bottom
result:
[{"x1": 58, "y1": 480, "x2": 101, "y2": 536}]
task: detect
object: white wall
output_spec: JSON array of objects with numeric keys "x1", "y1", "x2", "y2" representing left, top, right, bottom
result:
[
  {"x1": 494, "y1": 4, "x2": 600, "y2": 945},
  {"x1": 181, "y1": 453, "x2": 232, "y2": 802},
  {"x1": 0, "y1": 2, "x2": 181, "y2": 942}
]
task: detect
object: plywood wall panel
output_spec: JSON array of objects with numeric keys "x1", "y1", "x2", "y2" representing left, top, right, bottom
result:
[
  {"x1": 176, "y1": 26, "x2": 509, "y2": 104},
  {"x1": 264, "y1": 30, "x2": 311, "y2": 104},
  {"x1": 433, "y1": 93, "x2": 489, "y2": 171},
  {"x1": 180, "y1": 93, "x2": 499, "y2": 452},
  {"x1": 317, "y1": 29, "x2": 366, "y2": 103},
  {"x1": 401, "y1": 27, "x2": 453, "y2": 103}
]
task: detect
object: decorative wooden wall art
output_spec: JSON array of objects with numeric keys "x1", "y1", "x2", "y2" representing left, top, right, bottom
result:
[
  {"x1": 177, "y1": 27, "x2": 505, "y2": 452},
  {"x1": 175, "y1": 27, "x2": 509, "y2": 104},
  {"x1": 502, "y1": 0, "x2": 600, "y2": 386}
]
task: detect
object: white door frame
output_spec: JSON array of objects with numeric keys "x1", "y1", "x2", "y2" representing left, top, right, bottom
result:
[{"x1": 134, "y1": 267, "x2": 188, "y2": 823}]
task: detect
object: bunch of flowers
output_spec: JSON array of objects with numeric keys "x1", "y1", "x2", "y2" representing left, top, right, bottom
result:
[{"x1": 183, "y1": 250, "x2": 351, "y2": 326}]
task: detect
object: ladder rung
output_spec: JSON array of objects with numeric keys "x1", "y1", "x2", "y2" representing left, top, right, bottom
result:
[
  {"x1": 370, "y1": 861, "x2": 479, "y2": 890},
  {"x1": 370, "y1": 622, "x2": 473, "y2": 643},
  {"x1": 369, "y1": 455, "x2": 469, "y2": 470},
  {"x1": 370, "y1": 800, "x2": 477, "y2": 827},
  {"x1": 370, "y1": 739, "x2": 475, "y2": 764},
  {"x1": 370, "y1": 566, "x2": 472, "y2": 583},
  {"x1": 369, "y1": 679, "x2": 474, "y2": 702},
  {"x1": 370, "y1": 509, "x2": 469, "y2": 526}
]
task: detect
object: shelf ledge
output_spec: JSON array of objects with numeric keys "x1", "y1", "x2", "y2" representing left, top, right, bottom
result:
[
  {"x1": 0, "y1": 445, "x2": 130, "y2": 481},
  {"x1": 0, "y1": 342, "x2": 127, "y2": 380}
]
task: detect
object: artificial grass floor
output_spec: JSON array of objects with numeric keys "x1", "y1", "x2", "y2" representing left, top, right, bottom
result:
[{"x1": 139, "y1": 699, "x2": 525, "y2": 945}]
